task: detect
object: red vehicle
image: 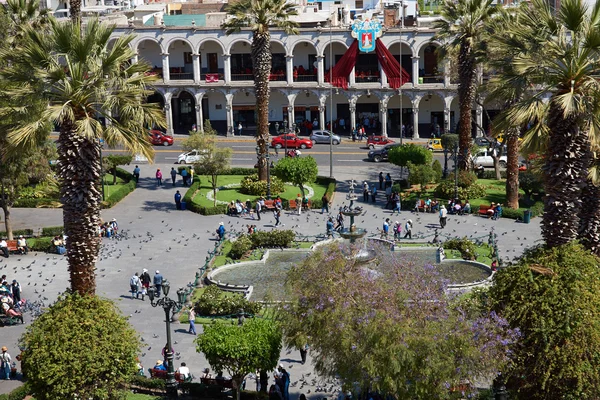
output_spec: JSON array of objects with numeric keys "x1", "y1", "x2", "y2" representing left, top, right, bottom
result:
[
  {"x1": 148, "y1": 130, "x2": 174, "y2": 146},
  {"x1": 366, "y1": 135, "x2": 395, "y2": 149},
  {"x1": 270, "y1": 134, "x2": 313, "y2": 150}
]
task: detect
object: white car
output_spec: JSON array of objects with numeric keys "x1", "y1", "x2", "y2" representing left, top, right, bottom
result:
[
  {"x1": 472, "y1": 149, "x2": 507, "y2": 168},
  {"x1": 177, "y1": 149, "x2": 206, "y2": 164}
]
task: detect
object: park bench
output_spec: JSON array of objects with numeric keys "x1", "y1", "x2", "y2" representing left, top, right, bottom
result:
[
  {"x1": 6, "y1": 240, "x2": 18, "y2": 254},
  {"x1": 478, "y1": 205, "x2": 497, "y2": 218},
  {"x1": 414, "y1": 200, "x2": 426, "y2": 212},
  {"x1": 148, "y1": 368, "x2": 191, "y2": 383},
  {"x1": 288, "y1": 199, "x2": 311, "y2": 211},
  {"x1": 262, "y1": 200, "x2": 276, "y2": 211},
  {"x1": 201, "y1": 377, "x2": 234, "y2": 389}
]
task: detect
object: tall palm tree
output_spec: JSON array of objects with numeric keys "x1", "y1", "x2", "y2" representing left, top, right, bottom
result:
[
  {"x1": 434, "y1": 0, "x2": 499, "y2": 170},
  {"x1": 3, "y1": 0, "x2": 49, "y2": 46},
  {"x1": 0, "y1": 20, "x2": 164, "y2": 295},
  {"x1": 494, "y1": 0, "x2": 600, "y2": 247},
  {"x1": 223, "y1": 0, "x2": 298, "y2": 180}
]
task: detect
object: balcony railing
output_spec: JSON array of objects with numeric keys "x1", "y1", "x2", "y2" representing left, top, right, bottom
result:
[
  {"x1": 294, "y1": 74, "x2": 317, "y2": 82},
  {"x1": 170, "y1": 72, "x2": 194, "y2": 80},
  {"x1": 419, "y1": 75, "x2": 444, "y2": 84},
  {"x1": 231, "y1": 74, "x2": 254, "y2": 81},
  {"x1": 355, "y1": 74, "x2": 381, "y2": 83},
  {"x1": 269, "y1": 73, "x2": 287, "y2": 81}
]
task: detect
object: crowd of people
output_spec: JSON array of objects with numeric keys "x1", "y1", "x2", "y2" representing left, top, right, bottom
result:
[
  {"x1": 97, "y1": 218, "x2": 119, "y2": 238},
  {"x1": 0, "y1": 275, "x2": 24, "y2": 325}
]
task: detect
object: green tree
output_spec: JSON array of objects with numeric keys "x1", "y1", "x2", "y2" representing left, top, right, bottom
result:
[
  {"x1": 272, "y1": 156, "x2": 318, "y2": 198},
  {"x1": 20, "y1": 293, "x2": 140, "y2": 400},
  {"x1": 518, "y1": 171, "x2": 542, "y2": 205},
  {"x1": 195, "y1": 318, "x2": 282, "y2": 400},
  {"x1": 0, "y1": 20, "x2": 164, "y2": 295},
  {"x1": 488, "y1": 0, "x2": 600, "y2": 247},
  {"x1": 431, "y1": 159, "x2": 443, "y2": 183},
  {"x1": 434, "y1": 0, "x2": 499, "y2": 170},
  {"x1": 388, "y1": 143, "x2": 433, "y2": 168},
  {"x1": 489, "y1": 243, "x2": 600, "y2": 399},
  {"x1": 223, "y1": 0, "x2": 298, "y2": 181},
  {"x1": 407, "y1": 162, "x2": 437, "y2": 192},
  {"x1": 103, "y1": 155, "x2": 133, "y2": 185}
]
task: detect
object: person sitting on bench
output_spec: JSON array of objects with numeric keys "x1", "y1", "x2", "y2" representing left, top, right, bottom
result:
[
  {"x1": 0, "y1": 240, "x2": 8, "y2": 258},
  {"x1": 17, "y1": 236, "x2": 28, "y2": 255}
]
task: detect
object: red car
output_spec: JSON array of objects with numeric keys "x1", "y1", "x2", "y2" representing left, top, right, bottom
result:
[
  {"x1": 148, "y1": 130, "x2": 174, "y2": 146},
  {"x1": 270, "y1": 134, "x2": 313, "y2": 150},
  {"x1": 366, "y1": 135, "x2": 395, "y2": 149}
]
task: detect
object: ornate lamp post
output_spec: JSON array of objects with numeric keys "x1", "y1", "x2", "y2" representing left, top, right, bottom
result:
[{"x1": 148, "y1": 281, "x2": 186, "y2": 398}]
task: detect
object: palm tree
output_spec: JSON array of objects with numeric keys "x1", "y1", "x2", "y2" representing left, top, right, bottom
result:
[
  {"x1": 0, "y1": 20, "x2": 164, "y2": 295},
  {"x1": 223, "y1": 0, "x2": 298, "y2": 181},
  {"x1": 493, "y1": 0, "x2": 600, "y2": 247},
  {"x1": 434, "y1": 0, "x2": 499, "y2": 170},
  {"x1": 3, "y1": 0, "x2": 49, "y2": 46}
]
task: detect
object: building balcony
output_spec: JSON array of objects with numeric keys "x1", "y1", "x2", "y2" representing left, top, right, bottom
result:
[
  {"x1": 294, "y1": 74, "x2": 317, "y2": 82},
  {"x1": 231, "y1": 74, "x2": 253, "y2": 81}
]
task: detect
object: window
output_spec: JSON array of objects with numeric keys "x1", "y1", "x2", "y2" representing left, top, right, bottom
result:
[
  {"x1": 184, "y1": 52, "x2": 193, "y2": 64},
  {"x1": 355, "y1": 0, "x2": 363, "y2": 8}
]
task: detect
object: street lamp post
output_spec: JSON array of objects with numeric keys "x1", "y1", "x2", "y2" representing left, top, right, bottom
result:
[
  {"x1": 148, "y1": 281, "x2": 186, "y2": 398},
  {"x1": 256, "y1": 146, "x2": 271, "y2": 199},
  {"x1": 452, "y1": 142, "x2": 459, "y2": 200},
  {"x1": 99, "y1": 138, "x2": 105, "y2": 201},
  {"x1": 443, "y1": 147, "x2": 449, "y2": 179}
]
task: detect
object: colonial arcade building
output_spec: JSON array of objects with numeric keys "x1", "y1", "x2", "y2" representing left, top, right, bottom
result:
[{"x1": 114, "y1": 19, "x2": 495, "y2": 138}]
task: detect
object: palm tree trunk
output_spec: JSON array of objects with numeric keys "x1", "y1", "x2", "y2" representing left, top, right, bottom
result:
[
  {"x1": 69, "y1": 0, "x2": 81, "y2": 25},
  {"x1": 252, "y1": 31, "x2": 271, "y2": 181},
  {"x1": 578, "y1": 178, "x2": 600, "y2": 256},
  {"x1": 58, "y1": 122, "x2": 102, "y2": 295},
  {"x1": 1, "y1": 206, "x2": 13, "y2": 241},
  {"x1": 542, "y1": 104, "x2": 588, "y2": 247},
  {"x1": 457, "y1": 42, "x2": 476, "y2": 171},
  {"x1": 505, "y1": 132, "x2": 520, "y2": 209}
]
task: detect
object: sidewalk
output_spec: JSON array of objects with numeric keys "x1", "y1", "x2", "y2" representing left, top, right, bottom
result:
[{"x1": 0, "y1": 165, "x2": 541, "y2": 397}]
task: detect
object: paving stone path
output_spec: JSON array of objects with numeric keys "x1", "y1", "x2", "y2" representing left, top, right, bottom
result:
[{"x1": 0, "y1": 162, "x2": 542, "y2": 396}]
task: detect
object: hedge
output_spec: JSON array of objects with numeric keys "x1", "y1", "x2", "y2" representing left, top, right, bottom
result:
[
  {"x1": 129, "y1": 375, "x2": 166, "y2": 390},
  {"x1": 0, "y1": 385, "x2": 29, "y2": 400},
  {"x1": 13, "y1": 198, "x2": 59, "y2": 208},
  {"x1": 102, "y1": 168, "x2": 136, "y2": 208},
  {"x1": 28, "y1": 237, "x2": 53, "y2": 252},
  {"x1": 41, "y1": 226, "x2": 64, "y2": 237},
  {"x1": 0, "y1": 229, "x2": 34, "y2": 239}
]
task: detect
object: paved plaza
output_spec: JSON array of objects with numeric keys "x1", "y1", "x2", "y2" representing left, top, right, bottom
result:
[{"x1": 0, "y1": 161, "x2": 542, "y2": 396}]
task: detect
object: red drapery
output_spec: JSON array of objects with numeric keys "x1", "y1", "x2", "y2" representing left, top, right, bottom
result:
[{"x1": 325, "y1": 38, "x2": 410, "y2": 89}]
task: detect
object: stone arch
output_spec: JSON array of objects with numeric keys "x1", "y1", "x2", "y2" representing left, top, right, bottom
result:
[
  {"x1": 134, "y1": 37, "x2": 164, "y2": 53},
  {"x1": 171, "y1": 89, "x2": 197, "y2": 134},
  {"x1": 289, "y1": 39, "x2": 319, "y2": 56},
  {"x1": 319, "y1": 39, "x2": 349, "y2": 57},
  {"x1": 198, "y1": 38, "x2": 226, "y2": 54},
  {"x1": 415, "y1": 40, "x2": 443, "y2": 56},
  {"x1": 226, "y1": 38, "x2": 252, "y2": 55},
  {"x1": 165, "y1": 37, "x2": 194, "y2": 53},
  {"x1": 385, "y1": 39, "x2": 416, "y2": 57}
]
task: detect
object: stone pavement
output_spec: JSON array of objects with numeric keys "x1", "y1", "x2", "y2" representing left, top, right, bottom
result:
[{"x1": 0, "y1": 162, "x2": 542, "y2": 396}]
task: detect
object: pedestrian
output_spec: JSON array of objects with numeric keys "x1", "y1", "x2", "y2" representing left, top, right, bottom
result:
[
  {"x1": 130, "y1": 272, "x2": 141, "y2": 299},
  {"x1": 335, "y1": 211, "x2": 344, "y2": 231},
  {"x1": 1, "y1": 347, "x2": 11, "y2": 380},
  {"x1": 393, "y1": 221, "x2": 402, "y2": 240},
  {"x1": 237, "y1": 122, "x2": 243, "y2": 136},
  {"x1": 279, "y1": 366, "x2": 290, "y2": 400},
  {"x1": 133, "y1": 165, "x2": 140, "y2": 184},
  {"x1": 363, "y1": 181, "x2": 369, "y2": 202},
  {"x1": 382, "y1": 218, "x2": 390, "y2": 239},
  {"x1": 11, "y1": 280, "x2": 21, "y2": 304},
  {"x1": 189, "y1": 167, "x2": 194, "y2": 184},
  {"x1": 404, "y1": 219, "x2": 413, "y2": 239},
  {"x1": 299, "y1": 343, "x2": 308, "y2": 364},
  {"x1": 188, "y1": 308, "x2": 197, "y2": 335},
  {"x1": 155, "y1": 168, "x2": 162, "y2": 186},
  {"x1": 439, "y1": 204, "x2": 448, "y2": 228},
  {"x1": 379, "y1": 172, "x2": 384, "y2": 190},
  {"x1": 170, "y1": 167, "x2": 177, "y2": 186},
  {"x1": 392, "y1": 194, "x2": 402, "y2": 215},
  {"x1": 326, "y1": 217, "x2": 334, "y2": 237},
  {"x1": 180, "y1": 168, "x2": 189, "y2": 187},
  {"x1": 296, "y1": 193, "x2": 302, "y2": 215},
  {"x1": 174, "y1": 190, "x2": 182, "y2": 210},
  {"x1": 371, "y1": 185, "x2": 377, "y2": 203},
  {"x1": 255, "y1": 200, "x2": 262, "y2": 221},
  {"x1": 321, "y1": 193, "x2": 329, "y2": 214},
  {"x1": 110, "y1": 218, "x2": 118, "y2": 235},
  {"x1": 385, "y1": 173, "x2": 392, "y2": 188},
  {"x1": 274, "y1": 208, "x2": 281, "y2": 227},
  {"x1": 153, "y1": 270, "x2": 163, "y2": 297},
  {"x1": 217, "y1": 222, "x2": 226, "y2": 239},
  {"x1": 140, "y1": 268, "x2": 150, "y2": 300}
]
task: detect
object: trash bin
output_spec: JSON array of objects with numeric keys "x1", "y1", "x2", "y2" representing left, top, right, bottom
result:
[
  {"x1": 181, "y1": 201, "x2": 187, "y2": 211},
  {"x1": 523, "y1": 209, "x2": 531, "y2": 224}
]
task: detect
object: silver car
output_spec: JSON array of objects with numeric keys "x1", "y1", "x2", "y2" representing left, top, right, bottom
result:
[{"x1": 310, "y1": 130, "x2": 341, "y2": 145}]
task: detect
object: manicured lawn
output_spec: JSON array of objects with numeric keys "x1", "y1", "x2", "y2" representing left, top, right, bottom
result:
[
  {"x1": 101, "y1": 173, "x2": 130, "y2": 198},
  {"x1": 191, "y1": 175, "x2": 328, "y2": 208}
]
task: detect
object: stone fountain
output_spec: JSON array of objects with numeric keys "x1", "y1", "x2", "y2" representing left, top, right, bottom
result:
[{"x1": 338, "y1": 180, "x2": 376, "y2": 263}]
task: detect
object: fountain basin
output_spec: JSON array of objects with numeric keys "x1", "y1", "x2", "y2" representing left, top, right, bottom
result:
[
  {"x1": 341, "y1": 210, "x2": 362, "y2": 217},
  {"x1": 339, "y1": 228, "x2": 367, "y2": 241}
]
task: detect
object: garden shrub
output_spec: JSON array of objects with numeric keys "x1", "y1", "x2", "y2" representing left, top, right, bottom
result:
[
  {"x1": 240, "y1": 174, "x2": 285, "y2": 196},
  {"x1": 224, "y1": 167, "x2": 256, "y2": 175},
  {"x1": 28, "y1": 237, "x2": 53, "y2": 252},
  {"x1": 241, "y1": 390, "x2": 270, "y2": 400},
  {"x1": 500, "y1": 208, "x2": 523, "y2": 220},
  {"x1": 41, "y1": 226, "x2": 63, "y2": 237},
  {"x1": 129, "y1": 375, "x2": 166, "y2": 390},
  {"x1": 431, "y1": 160, "x2": 443, "y2": 183},
  {"x1": 530, "y1": 201, "x2": 544, "y2": 217},
  {"x1": 230, "y1": 235, "x2": 253, "y2": 260},
  {"x1": 194, "y1": 285, "x2": 262, "y2": 317},
  {"x1": 434, "y1": 180, "x2": 486, "y2": 200},
  {"x1": 102, "y1": 167, "x2": 136, "y2": 208},
  {"x1": 180, "y1": 382, "x2": 207, "y2": 397},
  {"x1": 0, "y1": 385, "x2": 30, "y2": 400},
  {"x1": 250, "y1": 230, "x2": 295, "y2": 248},
  {"x1": 444, "y1": 237, "x2": 478, "y2": 260},
  {"x1": 0, "y1": 229, "x2": 34, "y2": 238},
  {"x1": 482, "y1": 170, "x2": 507, "y2": 180},
  {"x1": 13, "y1": 198, "x2": 59, "y2": 208}
]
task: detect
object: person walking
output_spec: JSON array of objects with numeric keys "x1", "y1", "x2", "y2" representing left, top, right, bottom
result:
[
  {"x1": 180, "y1": 168, "x2": 189, "y2": 187},
  {"x1": 385, "y1": 173, "x2": 392, "y2": 189},
  {"x1": 237, "y1": 122, "x2": 243, "y2": 136},
  {"x1": 335, "y1": 211, "x2": 344, "y2": 232},
  {"x1": 363, "y1": 181, "x2": 369, "y2": 202},
  {"x1": 133, "y1": 165, "x2": 140, "y2": 185},
  {"x1": 170, "y1": 167, "x2": 177, "y2": 186},
  {"x1": 217, "y1": 222, "x2": 226, "y2": 239},
  {"x1": 155, "y1": 169, "x2": 163, "y2": 186},
  {"x1": 1, "y1": 347, "x2": 11, "y2": 380},
  {"x1": 174, "y1": 190, "x2": 182, "y2": 210},
  {"x1": 326, "y1": 217, "x2": 335, "y2": 237},
  {"x1": 371, "y1": 185, "x2": 377, "y2": 203},
  {"x1": 321, "y1": 193, "x2": 329, "y2": 214},
  {"x1": 404, "y1": 219, "x2": 413, "y2": 239},
  {"x1": 382, "y1": 218, "x2": 390, "y2": 239},
  {"x1": 11, "y1": 280, "x2": 21, "y2": 303},
  {"x1": 393, "y1": 221, "x2": 402, "y2": 240},
  {"x1": 439, "y1": 204, "x2": 448, "y2": 228},
  {"x1": 392, "y1": 194, "x2": 402, "y2": 215},
  {"x1": 296, "y1": 194, "x2": 302, "y2": 215},
  {"x1": 188, "y1": 308, "x2": 197, "y2": 335},
  {"x1": 274, "y1": 208, "x2": 281, "y2": 227},
  {"x1": 299, "y1": 343, "x2": 309, "y2": 364},
  {"x1": 153, "y1": 270, "x2": 164, "y2": 297},
  {"x1": 379, "y1": 172, "x2": 384, "y2": 190},
  {"x1": 140, "y1": 268, "x2": 150, "y2": 301},
  {"x1": 130, "y1": 272, "x2": 141, "y2": 300},
  {"x1": 255, "y1": 200, "x2": 262, "y2": 221}
]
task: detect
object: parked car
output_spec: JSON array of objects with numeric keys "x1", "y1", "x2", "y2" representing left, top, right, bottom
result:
[
  {"x1": 426, "y1": 138, "x2": 443, "y2": 151},
  {"x1": 366, "y1": 135, "x2": 395, "y2": 149},
  {"x1": 177, "y1": 149, "x2": 206, "y2": 164},
  {"x1": 368, "y1": 143, "x2": 402, "y2": 162},
  {"x1": 309, "y1": 130, "x2": 341, "y2": 145},
  {"x1": 270, "y1": 134, "x2": 313, "y2": 149},
  {"x1": 474, "y1": 136, "x2": 494, "y2": 148},
  {"x1": 472, "y1": 149, "x2": 507, "y2": 168},
  {"x1": 148, "y1": 130, "x2": 174, "y2": 146}
]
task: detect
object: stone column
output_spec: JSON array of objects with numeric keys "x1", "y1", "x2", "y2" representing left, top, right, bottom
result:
[
  {"x1": 350, "y1": 104, "x2": 356, "y2": 131},
  {"x1": 319, "y1": 105, "x2": 325, "y2": 132},
  {"x1": 195, "y1": 93, "x2": 204, "y2": 131},
  {"x1": 444, "y1": 60, "x2": 451, "y2": 87},
  {"x1": 288, "y1": 105, "x2": 295, "y2": 128},
  {"x1": 444, "y1": 107, "x2": 450, "y2": 134},
  {"x1": 226, "y1": 94, "x2": 234, "y2": 137},
  {"x1": 412, "y1": 108, "x2": 419, "y2": 139},
  {"x1": 411, "y1": 56, "x2": 419, "y2": 86},
  {"x1": 317, "y1": 55, "x2": 325, "y2": 85},
  {"x1": 349, "y1": 68, "x2": 356, "y2": 87},
  {"x1": 192, "y1": 53, "x2": 201, "y2": 84},
  {"x1": 380, "y1": 67, "x2": 388, "y2": 88},
  {"x1": 161, "y1": 53, "x2": 170, "y2": 83},
  {"x1": 476, "y1": 105, "x2": 483, "y2": 137},
  {"x1": 381, "y1": 105, "x2": 388, "y2": 137},
  {"x1": 132, "y1": 53, "x2": 138, "y2": 64},
  {"x1": 286, "y1": 55, "x2": 294, "y2": 85},
  {"x1": 223, "y1": 54, "x2": 231, "y2": 83},
  {"x1": 164, "y1": 92, "x2": 174, "y2": 135}
]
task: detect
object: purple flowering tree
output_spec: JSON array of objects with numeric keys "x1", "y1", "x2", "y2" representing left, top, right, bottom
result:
[{"x1": 280, "y1": 242, "x2": 519, "y2": 398}]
